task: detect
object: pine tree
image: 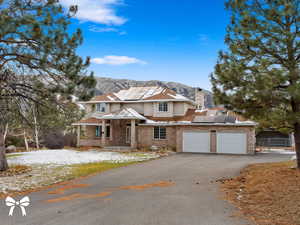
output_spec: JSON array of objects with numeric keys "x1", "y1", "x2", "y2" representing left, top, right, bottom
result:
[
  {"x1": 211, "y1": 0, "x2": 300, "y2": 167},
  {"x1": 0, "y1": 0, "x2": 96, "y2": 171}
]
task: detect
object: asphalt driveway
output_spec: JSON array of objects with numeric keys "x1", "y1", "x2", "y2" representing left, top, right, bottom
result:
[{"x1": 0, "y1": 153, "x2": 292, "y2": 225}]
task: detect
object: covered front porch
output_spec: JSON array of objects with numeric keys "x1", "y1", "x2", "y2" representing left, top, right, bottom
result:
[{"x1": 73, "y1": 108, "x2": 146, "y2": 149}]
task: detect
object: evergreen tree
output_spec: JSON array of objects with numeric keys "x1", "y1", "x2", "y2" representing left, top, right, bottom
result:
[
  {"x1": 0, "y1": 0, "x2": 96, "y2": 171},
  {"x1": 211, "y1": 0, "x2": 300, "y2": 167}
]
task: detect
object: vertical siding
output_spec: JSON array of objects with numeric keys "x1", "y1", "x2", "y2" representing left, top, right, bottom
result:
[
  {"x1": 173, "y1": 102, "x2": 185, "y2": 116},
  {"x1": 121, "y1": 103, "x2": 144, "y2": 114},
  {"x1": 110, "y1": 103, "x2": 121, "y2": 112},
  {"x1": 144, "y1": 103, "x2": 153, "y2": 116}
]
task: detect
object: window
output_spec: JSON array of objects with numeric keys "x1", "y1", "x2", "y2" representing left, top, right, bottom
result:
[
  {"x1": 95, "y1": 125, "x2": 110, "y2": 138},
  {"x1": 96, "y1": 103, "x2": 106, "y2": 112},
  {"x1": 95, "y1": 126, "x2": 102, "y2": 137},
  {"x1": 154, "y1": 127, "x2": 167, "y2": 139},
  {"x1": 158, "y1": 102, "x2": 168, "y2": 112}
]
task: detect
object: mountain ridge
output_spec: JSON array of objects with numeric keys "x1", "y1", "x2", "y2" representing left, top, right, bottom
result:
[{"x1": 93, "y1": 76, "x2": 214, "y2": 108}]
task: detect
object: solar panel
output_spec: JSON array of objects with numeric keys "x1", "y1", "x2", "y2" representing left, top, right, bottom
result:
[{"x1": 192, "y1": 115, "x2": 236, "y2": 123}]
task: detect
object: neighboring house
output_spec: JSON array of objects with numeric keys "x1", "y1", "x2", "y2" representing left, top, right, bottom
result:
[{"x1": 73, "y1": 86, "x2": 256, "y2": 154}]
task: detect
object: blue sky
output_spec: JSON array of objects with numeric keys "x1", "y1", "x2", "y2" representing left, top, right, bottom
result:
[{"x1": 63, "y1": 0, "x2": 229, "y2": 90}]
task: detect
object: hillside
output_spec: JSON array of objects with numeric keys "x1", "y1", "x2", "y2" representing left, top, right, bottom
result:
[{"x1": 93, "y1": 77, "x2": 214, "y2": 108}]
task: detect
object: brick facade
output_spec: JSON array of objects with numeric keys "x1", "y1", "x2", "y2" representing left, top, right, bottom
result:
[
  {"x1": 78, "y1": 120, "x2": 133, "y2": 147},
  {"x1": 137, "y1": 126, "x2": 177, "y2": 150},
  {"x1": 79, "y1": 122, "x2": 255, "y2": 155},
  {"x1": 138, "y1": 125, "x2": 256, "y2": 154}
]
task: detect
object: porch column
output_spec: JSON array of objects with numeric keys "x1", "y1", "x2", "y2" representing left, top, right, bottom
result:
[
  {"x1": 130, "y1": 119, "x2": 136, "y2": 148},
  {"x1": 102, "y1": 120, "x2": 106, "y2": 146},
  {"x1": 110, "y1": 121, "x2": 113, "y2": 141},
  {"x1": 77, "y1": 125, "x2": 80, "y2": 147}
]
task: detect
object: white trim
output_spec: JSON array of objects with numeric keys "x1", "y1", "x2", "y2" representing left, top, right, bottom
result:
[
  {"x1": 139, "y1": 122, "x2": 256, "y2": 127},
  {"x1": 158, "y1": 102, "x2": 169, "y2": 112},
  {"x1": 153, "y1": 126, "x2": 167, "y2": 140},
  {"x1": 72, "y1": 123, "x2": 111, "y2": 126},
  {"x1": 72, "y1": 123, "x2": 100, "y2": 126},
  {"x1": 95, "y1": 108, "x2": 147, "y2": 120},
  {"x1": 216, "y1": 132, "x2": 247, "y2": 154},
  {"x1": 183, "y1": 131, "x2": 211, "y2": 153}
]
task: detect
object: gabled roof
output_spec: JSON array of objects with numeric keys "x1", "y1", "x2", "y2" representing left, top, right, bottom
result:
[
  {"x1": 90, "y1": 93, "x2": 120, "y2": 102},
  {"x1": 95, "y1": 108, "x2": 147, "y2": 120},
  {"x1": 73, "y1": 107, "x2": 256, "y2": 127},
  {"x1": 86, "y1": 86, "x2": 192, "y2": 103},
  {"x1": 144, "y1": 88, "x2": 187, "y2": 101},
  {"x1": 115, "y1": 86, "x2": 164, "y2": 100}
]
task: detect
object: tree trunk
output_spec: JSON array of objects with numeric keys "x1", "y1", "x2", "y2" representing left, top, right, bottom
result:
[
  {"x1": 3, "y1": 123, "x2": 8, "y2": 142},
  {"x1": 293, "y1": 123, "x2": 300, "y2": 168},
  {"x1": 35, "y1": 130, "x2": 39, "y2": 149},
  {"x1": 24, "y1": 131, "x2": 29, "y2": 151},
  {"x1": 33, "y1": 110, "x2": 39, "y2": 149},
  {"x1": 0, "y1": 133, "x2": 8, "y2": 171}
]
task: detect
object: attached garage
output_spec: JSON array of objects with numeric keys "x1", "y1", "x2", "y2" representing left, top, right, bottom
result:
[
  {"x1": 178, "y1": 123, "x2": 255, "y2": 155},
  {"x1": 217, "y1": 132, "x2": 247, "y2": 154},
  {"x1": 138, "y1": 117, "x2": 256, "y2": 155},
  {"x1": 183, "y1": 131, "x2": 210, "y2": 153}
]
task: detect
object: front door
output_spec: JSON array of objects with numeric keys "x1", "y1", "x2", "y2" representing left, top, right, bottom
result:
[{"x1": 126, "y1": 126, "x2": 131, "y2": 144}]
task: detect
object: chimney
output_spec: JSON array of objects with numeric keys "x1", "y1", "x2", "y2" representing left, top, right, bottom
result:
[{"x1": 195, "y1": 88, "x2": 206, "y2": 110}]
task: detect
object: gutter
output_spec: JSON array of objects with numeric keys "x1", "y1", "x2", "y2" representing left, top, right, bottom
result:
[
  {"x1": 138, "y1": 122, "x2": 257, "y2": 127},
  {"x1": 78, "y1": 99, "x2": 195, "y2": 104}
]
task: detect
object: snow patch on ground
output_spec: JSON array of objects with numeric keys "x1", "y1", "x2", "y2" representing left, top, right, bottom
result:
[
  {"x1": 260, "y1": 149, "x2": 296, "y2": 155},
  {"x1": 0, "y1": 165, "x2": 72, "y2": 192},
  {"x1": 7, "y1": 150, "x2": 159, "y2": 166}
]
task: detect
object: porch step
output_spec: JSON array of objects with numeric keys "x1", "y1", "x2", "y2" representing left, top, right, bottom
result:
[{"x1": 102, "y1": 146, "x2": 133, "y2": 152}]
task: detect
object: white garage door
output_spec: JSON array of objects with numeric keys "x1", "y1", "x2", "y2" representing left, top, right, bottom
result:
[
  {"x1": 183, "y1": 131, "x2": 210, "y2": 153},
  {"x1": 217, "y1": 132, "x2": 247, "y2": 154}
]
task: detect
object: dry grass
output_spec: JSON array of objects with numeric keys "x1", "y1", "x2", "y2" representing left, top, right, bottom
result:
[
  {"x1": 69, "y1": 161, "x2": 137, "y2": 178},
  {"x1": 6, "y1": 153, "x2": 23, "y2": 158},
  {"x1": 0, "y1": 165, "x2": 31, "y2": 177},
  {"x1": 220, "y1": 160, "x2": 300, "y2": 225}
]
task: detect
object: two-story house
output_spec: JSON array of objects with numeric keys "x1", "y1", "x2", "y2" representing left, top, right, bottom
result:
[{"x1": 73, "y1": 86, "x2": 256, "y2": 154}]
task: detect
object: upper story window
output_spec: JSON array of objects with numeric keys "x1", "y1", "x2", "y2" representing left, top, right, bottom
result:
[
  {"x1": 96, "y1": 103, "x2": 106, "y2": 113},
  {"x1": 158, "y1": 102, "x2": 168, "y2": 112}
]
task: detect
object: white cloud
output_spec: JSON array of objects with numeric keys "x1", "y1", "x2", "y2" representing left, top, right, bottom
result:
[
  {"x1": 88, "y1": 25, "x2": 127, "y2": 35},
  {"x1": 91, "y1": 56, "x2": 147, "y2": 65},
  {"x1": 60, "y1": 0, "x2": 127, "y2": 25}
]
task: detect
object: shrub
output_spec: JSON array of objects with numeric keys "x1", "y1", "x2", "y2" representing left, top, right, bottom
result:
[
  {"x1": 5, "y1": 136, "x2": 24, "y2": 147},
  {"x1": 64, "y1": 133, "x2": 77, "y2": 147},
  {"x1": 43, "y1": 130, "x2": 65, "y2": 149}
]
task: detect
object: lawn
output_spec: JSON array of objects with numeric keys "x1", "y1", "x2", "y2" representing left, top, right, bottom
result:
[
  {"x1": 6, "y1": 153, "x2": 23, "y2": 158},
  {"x1": 69, "y1": 161, "x2": 138, "y2": 178},
  {"x1": 220, "y1": 160, "x2": 300, "y2": 225}
]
